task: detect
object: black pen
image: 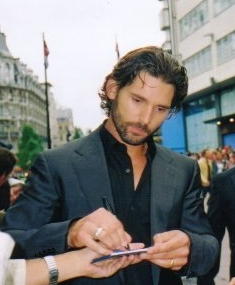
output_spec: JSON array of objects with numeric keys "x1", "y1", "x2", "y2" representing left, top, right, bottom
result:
[
  {"x1": 102, "y1": 196, "x2": 130, "y2": 250},
  {"x1": 102, "y1": 196, "x2": 115, "y2": 214}
]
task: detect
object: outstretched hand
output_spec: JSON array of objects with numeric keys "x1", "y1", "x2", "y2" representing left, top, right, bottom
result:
[
  {"x1": 141, "y1": 230, "x2": 190, "y2": 271},
  {"x1": 72, "y1": 242, "x2": 145, "y2": 278}
]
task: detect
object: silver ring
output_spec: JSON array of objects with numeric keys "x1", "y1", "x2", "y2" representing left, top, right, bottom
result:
[{"x1": 94, "y1": 227, "x2": 103, "y2": 239}]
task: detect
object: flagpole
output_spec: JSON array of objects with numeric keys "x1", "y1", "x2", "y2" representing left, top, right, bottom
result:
[
  {"x1": 43, "y1": 33, "x2": 51, "y2": 149},
  {"x1": 115, "y1": 35, "x2": 120, "y2": 61}
]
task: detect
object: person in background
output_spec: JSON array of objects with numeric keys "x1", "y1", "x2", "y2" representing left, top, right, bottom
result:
[
  {"x1": 198, "y1": 149, "x2": 213, "y2": 197},
  {"x1": 8, "y1": 178, "x2": 25, "y2": 205},
  {"x1": 0, "y1": 148, "x2": 17, "y2": 212},
  {"x1": 1, "y1": 46, "x2": 218, "y2": 285},
  {"x1": 228, "y1": 152, "x2": 235, "y2": 169},
  {"x1": 197, "y1": 167, "x2": 235, "y2": 285}
]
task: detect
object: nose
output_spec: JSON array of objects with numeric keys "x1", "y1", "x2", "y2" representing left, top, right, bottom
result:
[{"x1": 141, "y1": 106, "x2": 153, "y2": 125}]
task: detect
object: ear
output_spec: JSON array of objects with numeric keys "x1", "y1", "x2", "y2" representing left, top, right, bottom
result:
[{"x1": 106, "y1": 78, "x2": 118, "y2": 100}]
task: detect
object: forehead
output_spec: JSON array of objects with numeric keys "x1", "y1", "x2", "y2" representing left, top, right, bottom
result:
[{"x1": 125, "y1": 71, "x2": 175, "y2": 103}]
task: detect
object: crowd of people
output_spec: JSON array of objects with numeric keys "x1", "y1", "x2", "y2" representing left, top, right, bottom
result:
[
  {"x1": 189, "y1": 146, "x2": 235, "y2": 177},
  {"x1": 0, "y1": 46, "x2": 234, "y2": 285}
]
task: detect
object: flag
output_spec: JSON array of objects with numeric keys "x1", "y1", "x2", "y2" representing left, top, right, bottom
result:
[
  {"x1": 115, "y1": 40, "x2": 120, "y2": 61},
  {"x1": 43, "y1": 39, "x2": 49, "y2": 69}
]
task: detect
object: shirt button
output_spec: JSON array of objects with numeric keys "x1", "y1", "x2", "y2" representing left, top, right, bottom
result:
[{"x1": 125, "y1": 168, "x2": 131, "y2": 174}]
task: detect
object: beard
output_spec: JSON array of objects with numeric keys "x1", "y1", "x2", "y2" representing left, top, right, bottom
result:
[{"x1": 110, "y1": 99, "x2": 158, "y2": 146}]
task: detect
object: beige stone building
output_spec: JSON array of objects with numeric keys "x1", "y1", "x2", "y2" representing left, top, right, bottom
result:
[
  {"x1": 56, "y1": 107, "x2": 74, "y2": 146},
  {"x1": 0, "y1": 30, "x2": 59, "y2": 150}
]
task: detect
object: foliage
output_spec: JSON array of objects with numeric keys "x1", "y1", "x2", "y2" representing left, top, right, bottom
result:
[
  {"x1": 73, "y1": 127, "x2": 84, "y2": 140},
  {"x1": 17, "y1": 125, "x2": 44, "y2": 170}
]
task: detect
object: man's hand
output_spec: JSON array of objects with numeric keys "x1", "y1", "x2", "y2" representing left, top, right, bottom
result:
[
  {"x1": 229, "y1": 277, "x2": 235, "y2": 285},
  {"x1": 141, "y1": 230, "x2": 190, "y2": 271},
  {"x1": 67, "y1": 208, "x2": 131, "y2": 255}
]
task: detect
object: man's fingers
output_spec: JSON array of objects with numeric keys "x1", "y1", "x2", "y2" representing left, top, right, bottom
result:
[
  {"x1": 147, "y1": 243, "x2": 190, "y2": 259},
  {"x1": 150, "y1": 230, "x2": 190, "y2": 254},
  {"x1": 128, "y1": 242, "x2": 145, "y2": 250},
  {"x1": 153, "y1": 230, "x2": 189, "y2": 244},
  {"x1": 142, "y1": 257, "x2": 187, "y2": 270},
  {"x1": 84, "y1": 235, "x2": 112, "y2": 255},
  {"x1": 68, "y1": 208, "x2": 132, "y2": 252}
]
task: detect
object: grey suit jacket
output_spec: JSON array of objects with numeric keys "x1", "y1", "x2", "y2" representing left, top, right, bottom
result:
[{"x1": 1, "y1": 126, "x2": 218, "y2": 285}]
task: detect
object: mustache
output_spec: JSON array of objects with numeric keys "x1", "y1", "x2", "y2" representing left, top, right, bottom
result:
[{"x1": 127, "y1": 122, "x2": 151, "y2": 134}]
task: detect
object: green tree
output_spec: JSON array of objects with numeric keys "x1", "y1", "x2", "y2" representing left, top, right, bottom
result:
[
  {"x1": 73, "y1": 127, "x2": 84, "y2": 140},
  {"x1": 17, "y1": 125, "x2": 44, "y2": 170}
]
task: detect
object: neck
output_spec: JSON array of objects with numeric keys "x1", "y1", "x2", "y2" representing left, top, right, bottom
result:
[{"x1": 104, "y1": 118, "x2": 148, "y2": 157}]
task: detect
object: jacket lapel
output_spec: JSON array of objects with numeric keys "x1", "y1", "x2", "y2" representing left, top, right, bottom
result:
[
  {"x1": 150, "y1": 145, "x2": 177, "y2": 285},
  {"x1": 71, "y1": 127, "x2": 115, "y2": 212}
]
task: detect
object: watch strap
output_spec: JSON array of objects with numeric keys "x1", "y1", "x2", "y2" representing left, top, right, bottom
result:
[{"x1": 43, "y1": 255, "x2": 58, "y2": 285}]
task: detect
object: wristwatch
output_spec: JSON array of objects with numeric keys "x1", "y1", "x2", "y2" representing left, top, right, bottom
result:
[{"x1": 43, "y1": 255, "x2": 59, "y2": 285}]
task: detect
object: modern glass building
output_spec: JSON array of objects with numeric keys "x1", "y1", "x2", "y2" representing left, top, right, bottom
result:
[{"x1": 159, "y1": 0, "x2": 235, "y2": 152}]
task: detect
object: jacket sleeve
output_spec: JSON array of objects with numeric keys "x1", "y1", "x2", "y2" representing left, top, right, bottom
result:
[
  {"x1": 180, "y1": 161, "x2": 219, "y2": 277},
  {"x1": 1, "y1": 153, "x2": 73, "y2": 258},
  {"x1": 197, "y1": 175, "x2": 226, "y2": 284}
]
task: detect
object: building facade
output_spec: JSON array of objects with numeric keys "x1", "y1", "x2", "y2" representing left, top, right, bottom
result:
[
  {"x1": 56, "y1": 107, "x2": 74, "y2": 146},
  {"x1": 0, "y1": 31, "x2": 60, "y2": 151},
  {"x1": 159, "y1": 0, "x2": 235, "y2": 152}
]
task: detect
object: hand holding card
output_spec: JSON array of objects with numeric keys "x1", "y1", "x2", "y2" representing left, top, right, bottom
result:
[{"x1": 91, "y1": 247, "x2": 149, "y2": 263}]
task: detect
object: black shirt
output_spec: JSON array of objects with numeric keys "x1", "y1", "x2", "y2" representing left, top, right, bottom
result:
[{"x1": 100, "y1": 125, "x2": 156, "y2": 285}]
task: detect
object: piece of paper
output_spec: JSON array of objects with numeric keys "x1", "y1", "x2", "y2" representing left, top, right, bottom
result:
[{"x1": 91, "y1": 247, "x2": 149, "y2": 263}]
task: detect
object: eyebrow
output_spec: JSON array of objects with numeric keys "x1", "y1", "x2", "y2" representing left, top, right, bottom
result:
[{"x1": 130, "y1": 92, "x2": 171, "y2": 109}]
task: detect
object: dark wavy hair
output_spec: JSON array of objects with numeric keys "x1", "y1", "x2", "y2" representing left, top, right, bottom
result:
[
  {"x1": 98, "y1": 46, "x2": 188, "y2": 116},
  {"x1": 0, "y1": 148, "x2": 16, "y2": 176}
]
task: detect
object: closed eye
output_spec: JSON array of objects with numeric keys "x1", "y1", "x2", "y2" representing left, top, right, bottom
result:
[
  {"x1": 155, "y1": 106, "x2": 170, "y2": 113},
  {"x1": 132, "y1": 96, "x2": 142, "y2": 103}
]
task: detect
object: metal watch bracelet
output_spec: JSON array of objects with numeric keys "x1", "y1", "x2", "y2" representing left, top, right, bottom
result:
[{"x1": 43, "y1": 255, "x2": 59, "y2": 285}]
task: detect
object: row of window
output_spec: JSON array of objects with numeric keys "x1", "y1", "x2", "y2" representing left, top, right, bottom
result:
[
  {"x1": 183, "y1": 46, "x2": 212, "y2": 78},
  {"x1": 183, "y1": 30, "x2": 235, "y2": 77},
  {"x1": 180, "y1": 0, "x2": 235, "y2": 40},
  {"x1": 184, "y1": 87, "x2": 235, "y2": 151},
  {"x1": 0, "y1": 62, "x2": 45, "y2": 95}
]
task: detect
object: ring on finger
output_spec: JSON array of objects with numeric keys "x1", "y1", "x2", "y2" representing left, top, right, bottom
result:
[{"x1": 94, "y1": 227, "x2": 104, "y2": 239}]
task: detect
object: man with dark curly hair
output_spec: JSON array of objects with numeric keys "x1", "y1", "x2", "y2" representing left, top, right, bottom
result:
[{"x1": 2, "y1": 46, "x2": 218, "y2": 285}]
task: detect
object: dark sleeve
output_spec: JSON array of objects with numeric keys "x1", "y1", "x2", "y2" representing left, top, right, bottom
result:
[
  {"x1": 207, "y1": 178, "x2": 226, "y2": 243},
  {"x1": 197, "y1": 175, "x2": 226, "y2": 284},
  {"x1": 1, "y1": 153, "x2": 73, "y2": 258},
  {"x1": 179, "y1": 161, "x2": 219, "y2": 278}
]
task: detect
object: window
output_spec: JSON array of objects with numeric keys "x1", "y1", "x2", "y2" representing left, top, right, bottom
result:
[
  {"x1": 214, "y1": 0, "x2": 235, "y2": 16},
  {"x1": 217, "y1": 31, "x2": 235, "y2": 65},
  {"x1": 221, "y1": 87, "x2": 235, "y2": 116},
  {"x1": 185, "y1": 95, "x2": 218, "y2": 151},
  {"x1": 180, "y1": 0, "x2": 209, "y2": 40},
  {"x1": 183, "y1": 46, "x2": 212, "y2": 78},
  {"x1": 0, "y1": 90, "x2": 3, "y2": 101}
]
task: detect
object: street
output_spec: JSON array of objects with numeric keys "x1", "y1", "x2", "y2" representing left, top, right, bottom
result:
[{"x1": 215, "y1": 230, "x2": 230, "y2": 285}]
